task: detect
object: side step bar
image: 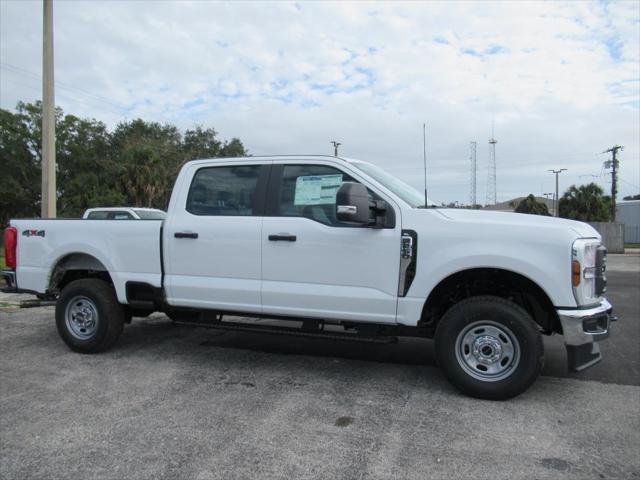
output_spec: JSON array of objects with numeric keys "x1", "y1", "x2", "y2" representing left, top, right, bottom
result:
[{"x1": 173, "y1": 319, "x2": 398, "y2": 344}]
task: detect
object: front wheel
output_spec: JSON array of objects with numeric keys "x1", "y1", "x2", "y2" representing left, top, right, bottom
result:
[
  {"x1": 435, "y1": 295, "x2": 544, "y2": 400},
  {"x1": 56, "y1": 278, "x2": 125, "y2": 353}
]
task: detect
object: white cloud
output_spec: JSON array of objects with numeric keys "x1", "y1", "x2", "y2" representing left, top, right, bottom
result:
[{"x1": 1, "y1": 0, "x2": 638, "y2": 203}]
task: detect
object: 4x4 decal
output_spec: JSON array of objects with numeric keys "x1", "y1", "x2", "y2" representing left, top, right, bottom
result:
[{"x1": 22, "y1": 229, "x2": 45, "y2": 238}]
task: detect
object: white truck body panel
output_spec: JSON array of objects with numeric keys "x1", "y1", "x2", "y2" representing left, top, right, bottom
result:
[
  {"x1": 12, "y1": 220, "x2": 162, "y2": 303},
  {"x1": 164, "y1": 214, "x2": 263, "y2": 313},
  {"x1": 261, "y1": 215, "x2": 400, "y2": 323}
]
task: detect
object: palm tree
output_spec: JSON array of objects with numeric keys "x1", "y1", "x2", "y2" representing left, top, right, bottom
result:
[{"x1": 558, "y1": 183, "x2": 612, "y2": 222}]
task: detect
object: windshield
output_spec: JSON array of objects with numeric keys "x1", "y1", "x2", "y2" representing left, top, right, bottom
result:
[
  {"x1": 134, "y1": 209, "x2": 166, "y2": 220},
  {"x1": 351, "y1": 162, "x2": 433, "y2": 208}
]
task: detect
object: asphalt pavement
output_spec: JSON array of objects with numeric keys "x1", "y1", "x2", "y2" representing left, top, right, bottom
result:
[{"x1": 0, "y1": 254, "x2": 638, "y2": 479}]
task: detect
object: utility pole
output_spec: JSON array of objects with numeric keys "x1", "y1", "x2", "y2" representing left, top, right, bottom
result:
[
  {"x1": 42, "y1": 0, "x2": 56, "y2": 218},
  {"x1": 423, "y1": 123, "x2": 428, "y2": 208},
  {"x1": 485, "y1": 123, "x2": 497, "y2": 206},
  {"x1": 469, "y1": 141, "x2": 477, "y2": 206},
  {"x1": 548, "y1": 169, "x2": 567, "y2": 217},
  {"x1": 602, "y1": 145, "x2": 623, "y2": 221},
  {"x1": 330, "y1": 141, "x2": 341, "y2": 157}
]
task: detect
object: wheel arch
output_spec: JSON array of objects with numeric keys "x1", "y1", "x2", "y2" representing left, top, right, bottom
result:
[
  {"x1": 48, "y1": 252, "x2": 114, "y2": 294},
  {"x1": 420, "y1": 267, "x2": 560, "y2": 334}
]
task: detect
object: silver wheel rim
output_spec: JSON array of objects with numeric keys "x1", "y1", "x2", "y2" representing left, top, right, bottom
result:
[
  {"x1": 455, "y1": 320, "x2": 520, "y2": 382},
  {"x1": 65, "y1": 296, "x2": 99, "y2": 340}
]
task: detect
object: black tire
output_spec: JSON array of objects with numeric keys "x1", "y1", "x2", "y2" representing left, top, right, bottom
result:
[
  {"x1": 55, "y1": 278, "x2": 125, "y2": 353},
  {"x1": 435, "y1": 295, "x2": 544, "y2": 400}
]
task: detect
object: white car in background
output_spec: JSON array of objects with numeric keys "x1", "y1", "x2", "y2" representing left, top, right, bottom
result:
[{"x1": 82, "y1": 207, "x2": 166, "y2": 220}]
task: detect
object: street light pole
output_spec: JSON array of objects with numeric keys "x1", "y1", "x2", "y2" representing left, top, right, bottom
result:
[
  {"x1": 330, "y1": 141, "x2": 341, "y2": 157},
  {"x1": 548, "y1": 169, "x2": 567, "y2": 217},
  {"x1": 42, "y1": 0, "x2": 56, "y2": 218}
]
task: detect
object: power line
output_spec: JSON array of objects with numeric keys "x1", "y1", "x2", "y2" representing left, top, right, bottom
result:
[{"x1": 0, "y1": 62, "x2": 129, "y2": 112}]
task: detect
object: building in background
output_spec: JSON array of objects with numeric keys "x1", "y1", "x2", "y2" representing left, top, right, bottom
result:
[{"x1": 617, "y1": 200, "x2": 640, "y2": 244}]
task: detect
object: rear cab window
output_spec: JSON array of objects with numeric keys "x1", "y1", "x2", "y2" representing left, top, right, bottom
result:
[{"x1": 186, "y1": 165, "x2": 262, "y2": 216}]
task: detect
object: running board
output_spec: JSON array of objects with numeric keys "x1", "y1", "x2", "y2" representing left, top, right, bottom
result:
[{"x1": 173, "y1": 319, "x2": 398, "y2": 344}]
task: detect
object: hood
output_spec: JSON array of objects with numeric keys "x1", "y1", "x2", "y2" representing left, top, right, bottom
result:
[{"x1": 432, "y1": 209, "x2": 599, "y2": 239}]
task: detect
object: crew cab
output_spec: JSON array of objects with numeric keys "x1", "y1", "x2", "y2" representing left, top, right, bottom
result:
[{"x1": 2, "y1": 155, "x2": 614, "y2": 399}]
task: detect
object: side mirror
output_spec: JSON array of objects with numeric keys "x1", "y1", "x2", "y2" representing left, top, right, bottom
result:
[{"x1": 336, "y1": 182, "x2": 370, "y2": 225}]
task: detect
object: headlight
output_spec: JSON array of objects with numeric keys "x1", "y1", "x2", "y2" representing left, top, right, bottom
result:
[{"x1": 572, "y1": 239, "x2": 606, "y2": 306}]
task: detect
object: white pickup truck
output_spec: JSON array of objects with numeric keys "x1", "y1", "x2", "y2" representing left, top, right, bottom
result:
[{"x1": 2, "y1": 155, "x2": 614, "y2": 399}]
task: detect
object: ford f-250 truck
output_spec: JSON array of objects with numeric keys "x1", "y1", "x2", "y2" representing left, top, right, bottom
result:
[{"x1": 2, "y1": 155, "x2": 614, "y2": 399}]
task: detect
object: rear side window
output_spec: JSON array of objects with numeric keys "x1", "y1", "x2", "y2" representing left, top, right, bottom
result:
[{"x1": 186, "y1": 165, "x2": 261, "y2": 216}]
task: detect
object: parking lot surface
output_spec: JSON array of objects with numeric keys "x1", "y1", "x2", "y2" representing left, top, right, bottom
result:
[{"x1": 1, "y1": 255, "x2": 638, "y2": 479}]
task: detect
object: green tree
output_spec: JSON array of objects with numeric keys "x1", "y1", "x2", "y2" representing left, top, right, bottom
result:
[
  {"x1": 182, "y1": 126, "x2": 222, "y2": 159},
  {"x1": 1, "y1": 105, "x2": 145, "y2": 220},
  {"x1": 0, "y1": 107, "x2": 40, "y2": 226},
  {"x1": 514, "y1": 195, "x2": 550, "y2": 216},
  {"x1": 111, "y1": 119, "x2": 183, "y2": 209},
  {"x1": 559, "y1": 183, "x2": 612, "y2": 222},
  {"x1": 182, "y1": 126, "x2": 247, "y2": 160},
  {"x1": 219, "y1": 137, "x2": 247, "y2": 157},
  {"x1": 1, "y1": 102, "x2": 248, "y2": 220},
  {"x1": 56, "y1": 113, "x2": 125, "y2": 217}
]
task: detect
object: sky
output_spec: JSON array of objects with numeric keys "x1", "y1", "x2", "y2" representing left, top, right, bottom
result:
[{"x1": 1, "y1": 0, "x2": 639, "y2": 205}]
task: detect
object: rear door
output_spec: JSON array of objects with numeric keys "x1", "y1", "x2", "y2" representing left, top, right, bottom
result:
[
  {"x1": 163, "y1": 161, "x2": 269, "y2": 313},
  {"x1": 261, "y1": 161, "x2": 401, "y2": 324}
]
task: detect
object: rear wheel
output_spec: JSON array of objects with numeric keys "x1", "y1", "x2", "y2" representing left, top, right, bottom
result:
[
  {"x1": 56, "y1": 278, "x2": 125, "y2": 353},
  {"x1": 435, "y1": 295, "x2": 544, "y2": 400}
]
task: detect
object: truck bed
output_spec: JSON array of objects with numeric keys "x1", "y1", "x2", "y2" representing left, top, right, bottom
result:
[{"x1": 11, "y1": 219, "x2": 163, "y2": 303}]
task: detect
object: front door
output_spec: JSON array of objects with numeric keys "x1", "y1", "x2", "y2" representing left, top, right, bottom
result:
[
  {"x1": 164, "y1": 162, "x2": 268, "y2": 313},
  {"x1": 261, "y1": 162, "x2": 401, "y2": 324}
]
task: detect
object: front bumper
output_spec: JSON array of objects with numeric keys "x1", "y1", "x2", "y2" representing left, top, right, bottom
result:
[{"x1": 557, "y1": 299, "x2": 614, "y2": 372}]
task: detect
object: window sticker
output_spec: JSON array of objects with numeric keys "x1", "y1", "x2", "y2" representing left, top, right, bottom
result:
[{"x1": 294, "y1": 174, "x2": 343, "y2": 206}]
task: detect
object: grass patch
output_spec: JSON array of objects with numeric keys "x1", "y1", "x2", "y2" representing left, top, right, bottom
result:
[{"x1": 625, "y1": 243, "x2": 640, "y2": 249}]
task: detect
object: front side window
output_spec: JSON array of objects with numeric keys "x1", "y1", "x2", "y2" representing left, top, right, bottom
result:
[
  {"x1": 186, "y1": 165, "x2": 261, "y2": 216},
  {"x1": 278, "y1": 164, "x2": 379, "y2": 226}
]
